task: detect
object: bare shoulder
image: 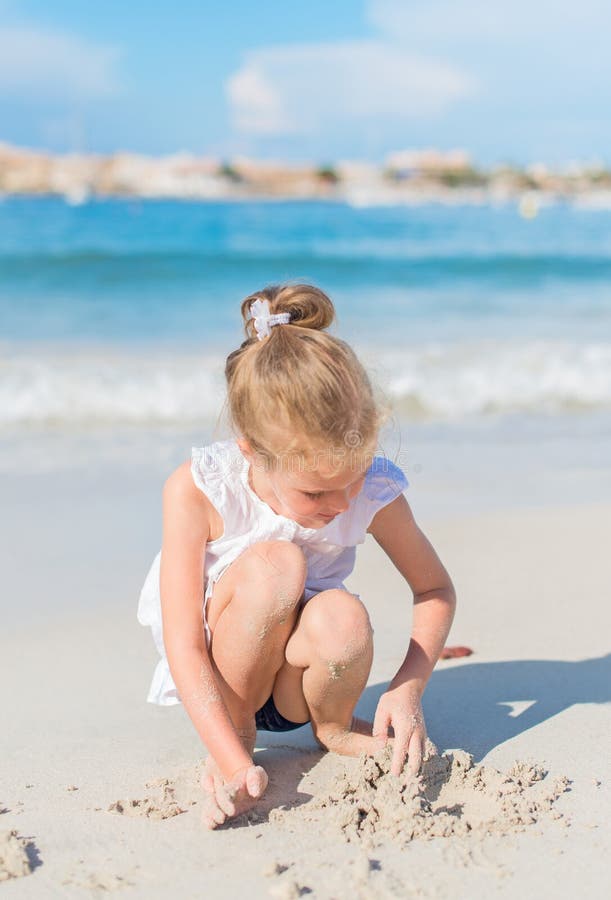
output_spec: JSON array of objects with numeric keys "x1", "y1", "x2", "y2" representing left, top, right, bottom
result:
[
  {"x1": 162, "y1": 460, "x2": 223, "y2": 543},
  {"x1": 162, "y1": 460, "x2": 201, "y2": 509}
]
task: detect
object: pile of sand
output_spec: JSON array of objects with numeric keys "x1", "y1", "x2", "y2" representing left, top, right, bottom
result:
[
  {"x1": 271, "y1": 745, "x2": 571, "y2": 847},
  {"x1": 107, "y1": 777, "x2": 188, "y2": 820},
  {"x1": 0, "y1": 830, "x2": 32, "y2": 882}
]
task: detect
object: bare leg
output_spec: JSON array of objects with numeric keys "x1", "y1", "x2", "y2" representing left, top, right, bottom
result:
[
  {"x1": 206, "y1": 539, "x2": 307, "y2": 735},
  {"x1": 282, "y1": 589, "x2": 386, "y2": 757},
  {"x1": 200, "y1": 540, "x2": 307, "y2": 826}
]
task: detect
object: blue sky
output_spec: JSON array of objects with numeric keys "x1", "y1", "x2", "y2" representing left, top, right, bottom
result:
[{"x1": 1, "y1": 0, "x2": 610, "y2": 165}]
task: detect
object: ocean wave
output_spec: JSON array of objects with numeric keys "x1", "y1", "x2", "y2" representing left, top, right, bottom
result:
[
  {"x1": 0, "y1": 348, "x2": 227, "y2": 428},
  {"x1": 1, "y1": 341, "x2": 610, "y2": 429},
  {"x1": 367, "y1": 341, "x2": 611, "y2": 420}
]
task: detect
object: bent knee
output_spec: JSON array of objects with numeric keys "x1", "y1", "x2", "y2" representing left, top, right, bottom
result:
[
  {"x1": 244, "y1": 540, "x2": 306, "y2": 585},
  {"x1": 302, "y1": 590, "x2": 373, "y2": 664},
  {"x1": 260, "y1": 540, "x2": 307, "y2": 574},
  {"x1": 236, "y1": 541, "x2": 307, "y2": 618}
]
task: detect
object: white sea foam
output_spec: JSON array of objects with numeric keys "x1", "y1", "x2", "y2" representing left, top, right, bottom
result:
[
  {"x1": 0, "y1": 347, "x2": 228, "y2": 428},
  {"x1": 1, "y1": 340, "x2": 610, "y2": 430},
  {"x1": 364, "y1": 340, "x2": 611, "y2": 421}
]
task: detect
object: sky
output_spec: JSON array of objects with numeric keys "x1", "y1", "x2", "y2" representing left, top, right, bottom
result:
[{"x1": 0, "y1": 0, "x2": 610, "y2": 166}]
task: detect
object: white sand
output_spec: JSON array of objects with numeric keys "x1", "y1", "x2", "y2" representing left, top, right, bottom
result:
[{"x1": 1, "y1": 460, "x2": 610, "y2": 898}]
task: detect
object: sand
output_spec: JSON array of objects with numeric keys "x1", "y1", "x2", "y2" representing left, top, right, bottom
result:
[
  {"x1": 104, "y1": 743, "x2": 571, "y2": 844},
  {"x1": 270, "y1": 745, "x2": 571, "y2": 848},
  {"x1": 106, "y1": 763, "x2": 235, "y2": 825},
  {"x1": 99, "y1": 741, "x2": 574, "y2": 900},
  {"x1": 1, "y1": 459, "x2": 610, "y2": 898},
  {"x1": 0, "y1": 831, "x2": 32, "y2": 882}
]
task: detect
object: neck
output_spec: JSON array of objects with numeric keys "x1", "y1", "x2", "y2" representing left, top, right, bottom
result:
[{"x1": 247, "y1": 457, "x2": 283, "y2": 515}]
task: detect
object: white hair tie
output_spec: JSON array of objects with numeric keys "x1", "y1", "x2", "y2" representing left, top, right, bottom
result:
[{"x1": 250, "y1": 298, "x2": 291, "y2": 340}]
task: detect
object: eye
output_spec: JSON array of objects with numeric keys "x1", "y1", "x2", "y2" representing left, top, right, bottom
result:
[{"x1": 303, "y1": 491, "x2": 324, "y2": 500}]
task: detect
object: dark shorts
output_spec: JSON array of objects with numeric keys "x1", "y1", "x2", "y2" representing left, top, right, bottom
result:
[{"x1": 255, "y1": 694, "x2": 309, "y2": 732}]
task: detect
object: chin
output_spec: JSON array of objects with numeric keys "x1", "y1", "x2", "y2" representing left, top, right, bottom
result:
[
  {"x1": 294, "y1": 510, "x2": 336, "y2": 528},
  {"x1": 317, "y1": 514, "x2": 336, "y2": 523}
]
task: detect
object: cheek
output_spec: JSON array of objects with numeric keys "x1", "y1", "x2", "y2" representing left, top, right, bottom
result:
[
  {"x1": 291, "y1": 493, "x2": 327, "y2": 519},
  {"x1": 274, "y1": 482, "x2": 315, "y2": 514},
  {"x1": 293, "y1": 495, "x2": 320, "y2": 513}
]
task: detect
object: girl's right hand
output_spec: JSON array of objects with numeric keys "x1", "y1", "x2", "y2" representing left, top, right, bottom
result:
[{"x1": 201, "y1": 762, "x2": 268, "y2": 829}]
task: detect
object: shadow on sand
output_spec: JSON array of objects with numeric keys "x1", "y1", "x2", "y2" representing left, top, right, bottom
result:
[
  {"x1": 357, "y1": 653, "x2": 611, "y2": 760},
  {"x1": 234, "y1": 652, "x2": 610, "y2": 829}
]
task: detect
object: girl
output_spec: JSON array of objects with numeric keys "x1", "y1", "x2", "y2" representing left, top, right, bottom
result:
[{"x1": 138, "y1": 283, "x2": 456, "y2": 829}]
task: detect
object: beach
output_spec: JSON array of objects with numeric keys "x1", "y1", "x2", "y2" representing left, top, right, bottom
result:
[
  {"x1": 1, "y1": 196, "x2": 610, "y2": 896},
  {"x1": 1, "y1": 430, "x2": 610, "y2": 897}
]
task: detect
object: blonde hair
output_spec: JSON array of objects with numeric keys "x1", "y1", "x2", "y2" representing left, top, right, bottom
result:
[{"x1": 224, "y1": 283, "x2": 387, "y2": 467}]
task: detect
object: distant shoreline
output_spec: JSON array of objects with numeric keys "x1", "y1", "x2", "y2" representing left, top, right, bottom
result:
[{"x1": 1, "y1": 142, "x2": 610, "y2": 210}]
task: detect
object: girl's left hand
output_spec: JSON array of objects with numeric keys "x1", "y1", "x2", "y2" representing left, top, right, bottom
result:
[{"x1": 373, "y1": 684, "x2": 431, "y2": 777}]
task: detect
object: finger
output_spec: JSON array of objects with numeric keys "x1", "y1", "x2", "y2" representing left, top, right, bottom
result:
[
  {"x1": 246, "y1": 765, "x2": 268, "y2": 799},
  {"x1": 201, "y1": 797, "x2": 227, "y2": 829},
  {"x1": 390, "y1": 717, "x2": 412, "y2": 775},
  {"x1": 407, "y1": 730, "x2": 424, "y2": 776},
  {"x1": 372, "y1": 706, "x2": 391, "y2": 741},
  {"x1": 200, "y1": 772, "x2": 215, "y2": 794},
  {"x1": 390, "y1": 736, "x2": 410, "y2": 776},
  {"x1": 213, "y1": 780, "x2": 236, "y2": 818},
  {"x1": 202, "y1": 813, "x2": 218, "y2": 830}
]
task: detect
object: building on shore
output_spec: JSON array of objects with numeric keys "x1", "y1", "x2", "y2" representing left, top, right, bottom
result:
[{"x1": 1, "y1": 142, "x2": 609, "y2": 206}]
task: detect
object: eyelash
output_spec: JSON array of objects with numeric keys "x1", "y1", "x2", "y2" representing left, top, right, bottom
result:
[{"x1": 304, "y1": 491, "x2": 324, "y2": 500}]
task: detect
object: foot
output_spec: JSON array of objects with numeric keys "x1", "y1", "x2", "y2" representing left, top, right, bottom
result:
[
  {"x1": 350, "y1": 716, "x2": 374, "y2": 736},
  {"x1": 201, "y1": 761, "x2": 268, "y2": 829},
  {"x1": 314, "y1": 719, "x2": 387, "y2": 757}
]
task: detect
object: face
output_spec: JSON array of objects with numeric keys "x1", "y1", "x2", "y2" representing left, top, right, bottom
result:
[
  {"x1": 240, "y1": 438, "x2": 372, "y2": 529},
  {"x1": 268, "y1": 463, "x2": 368, "y2": 528}
]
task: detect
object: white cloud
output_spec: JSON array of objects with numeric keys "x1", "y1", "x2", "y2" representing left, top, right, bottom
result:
[
  {"x1": 227, "y1": 64, "x2": 295, "y2": 136},
  {"x1": 367, "y1": 0, "x2": 610, "y2": 49},
  {"x1": 368, "y1": 0, "x2": 515, "y2": 43},
  {"x1": 0, "y1": 25, "x2": 120, "y2": 99},
  {"x1": 226, "y1": 39, "x2": 476, "y2": 140}
]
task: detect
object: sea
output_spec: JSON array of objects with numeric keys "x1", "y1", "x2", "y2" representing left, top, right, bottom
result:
[{"x1": 1, "y1": 195, "x2": 610, "y2": 513}]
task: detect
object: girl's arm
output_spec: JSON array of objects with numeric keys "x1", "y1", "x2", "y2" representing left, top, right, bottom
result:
[
  {"x1": 367, "y1": 493, "x2": 457, "y2": 774},
  {"x1": 159, "y1": 462, "x2": 252, "y2": 779}
]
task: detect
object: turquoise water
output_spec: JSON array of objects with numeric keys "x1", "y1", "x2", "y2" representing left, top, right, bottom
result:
[{"x1": 1, "y1": 196, "x2": 610, "y2": 428}]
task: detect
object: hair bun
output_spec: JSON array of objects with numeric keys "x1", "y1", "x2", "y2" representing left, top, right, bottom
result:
[{"x1": 241, "y1": 283, "x2": 335, "y2": 340}]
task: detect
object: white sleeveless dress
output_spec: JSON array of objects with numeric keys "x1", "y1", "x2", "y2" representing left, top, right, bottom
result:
[{"x1": 138, "y1": 438, "x2": 408, "y2": 705}]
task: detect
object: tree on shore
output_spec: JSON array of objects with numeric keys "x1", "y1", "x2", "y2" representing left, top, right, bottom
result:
[{"x1": 316, "y1": 165, "x2": 340, "y2": 184}]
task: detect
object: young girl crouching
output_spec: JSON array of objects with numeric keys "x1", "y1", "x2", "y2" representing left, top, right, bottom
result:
[{"x1": 138, "y1": 283, "x2": 456, "y2": 828}]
